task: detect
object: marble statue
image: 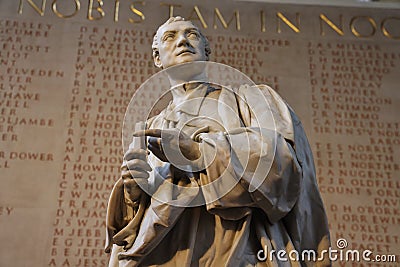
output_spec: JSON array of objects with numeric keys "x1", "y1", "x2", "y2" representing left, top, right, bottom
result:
[{"x1": 105, "y1": 16, "x2": 331, "y2": 267}]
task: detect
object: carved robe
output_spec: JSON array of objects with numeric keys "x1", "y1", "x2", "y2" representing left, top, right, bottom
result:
[{"x1": 106, "y1": 83, "x2": 330, "y2": 267}]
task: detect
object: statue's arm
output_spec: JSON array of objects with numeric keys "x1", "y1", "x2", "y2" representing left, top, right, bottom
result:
[
  {"x1": 198, "y1": 127, "x2": 301, "y2": 222},
  {"x1": 105, "y1": 121, "x2": 152, "y2": 255},
  {"x1": 197, "y1": 85, "x2": 302, "y2": 223}
]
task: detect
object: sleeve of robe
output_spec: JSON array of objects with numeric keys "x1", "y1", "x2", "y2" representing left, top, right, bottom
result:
[{"x1": 196, "y1": 84, "x2": 302, "y2": 224}]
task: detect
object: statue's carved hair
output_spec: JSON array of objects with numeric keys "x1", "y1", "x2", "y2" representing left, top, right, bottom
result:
[{"x1": 152, "y1": 16, "x2": 211, "y2": 62}]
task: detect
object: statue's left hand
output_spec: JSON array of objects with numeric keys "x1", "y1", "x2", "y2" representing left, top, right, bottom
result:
[{"x1": 133, "y1": 128, "x2": 201, "y2": 166}]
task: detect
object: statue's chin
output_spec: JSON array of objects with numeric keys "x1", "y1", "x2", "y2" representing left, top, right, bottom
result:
[{"x1": 166, "y1": 61, "x2": 208, "y2": 83}]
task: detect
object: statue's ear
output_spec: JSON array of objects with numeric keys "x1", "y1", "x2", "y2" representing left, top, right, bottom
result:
[
  {"x1": 154, "y1": 53, "x2": 162, "y2": 68},
  {"x1": 204, "y1": 46, "x2": 211, "y2": 61}
]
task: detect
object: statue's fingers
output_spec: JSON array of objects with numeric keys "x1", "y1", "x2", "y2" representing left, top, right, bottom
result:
[
  {"x1": 121, "y1": 169, "x2": 149, "y2": 179},
  {"x1": 126, "y1": 159, "x2": 152, "y2": 172},
  {"x1": 122, "y1": 179, "x2": 140, "y2": 188},
  {"x1": 121, "y1": 161, "x2": 128, "y2": 171},
  {"x1": 133, "y1": 129, "x2": 162, "y2": 138},
  {"x1": 124, "y1": 148, "x2": 147, "y2": 161},
  {"x1": 121, "y1": 170, "x2": 132, "y2": 179},
  {"x1": 123, "y1": 179, "x2": 147, "y2": 189}
]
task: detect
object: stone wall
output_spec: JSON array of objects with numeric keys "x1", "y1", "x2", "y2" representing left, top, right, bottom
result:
[{"x1": 0, "y1": 0, "x2": 399, "y2": 266}]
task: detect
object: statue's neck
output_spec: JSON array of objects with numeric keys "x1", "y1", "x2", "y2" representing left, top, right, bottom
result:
[{"x1": 168, "y1": 72, "x2": 207, "y2": 89}]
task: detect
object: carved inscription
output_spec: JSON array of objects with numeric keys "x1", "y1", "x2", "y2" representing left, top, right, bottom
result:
[
  {"x1": 0, "y1": 19, "x2": 60, "y2": 170},
  {"x1": 46, "y1": 25, "x2": 158, "y2": 266},
  {"x1": 309, "y1": 41, "x2": 400, "y2": 258}
]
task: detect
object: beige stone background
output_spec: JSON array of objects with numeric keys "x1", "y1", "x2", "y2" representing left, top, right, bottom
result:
[{"x1": 0, "y1": 0, "x2": 399, "y2": 266}]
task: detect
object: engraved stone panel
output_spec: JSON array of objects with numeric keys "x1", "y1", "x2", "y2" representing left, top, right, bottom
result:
[{"x1": 0, "y1": 0, "x2": 398, "y2": 266}]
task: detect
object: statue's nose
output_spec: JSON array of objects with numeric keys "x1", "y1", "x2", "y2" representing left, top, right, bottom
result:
[{"x1": 176, "y1": 34, "x2": 189, "y2": 46}]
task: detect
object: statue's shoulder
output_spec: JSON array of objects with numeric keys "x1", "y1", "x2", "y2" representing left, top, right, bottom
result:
[
  {"x1": 237, "y1": 84, "x2": 295, "y2": 141},
  {"x1": 237, "y1": 84, "x2": 284, "y2": 104}
]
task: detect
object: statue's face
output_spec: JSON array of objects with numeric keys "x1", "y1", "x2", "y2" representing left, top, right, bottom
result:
[{"x1": 154, "y1": 20, "x2": 208, "y2": 69}]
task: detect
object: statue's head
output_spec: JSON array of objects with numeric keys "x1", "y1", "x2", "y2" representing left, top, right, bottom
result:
[{"x1": 152, "y1": 16, "x2": 211, "y2": 69}]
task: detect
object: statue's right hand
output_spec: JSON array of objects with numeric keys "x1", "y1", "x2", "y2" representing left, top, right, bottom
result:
[
  {"x1": 121, "y1": 148, "x2": 151, "y2": 179},
  {"x1": 121, "y1": 148, "x2": 152, "y2": 201}
]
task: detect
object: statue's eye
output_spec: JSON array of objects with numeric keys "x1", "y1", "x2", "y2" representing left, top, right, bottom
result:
[
  {"x1": 163, "y1": 33, "x2": 175, "y2": 41},
  {"x1": 187, "y1": 31, "x2": 199, "y2": 39}
]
